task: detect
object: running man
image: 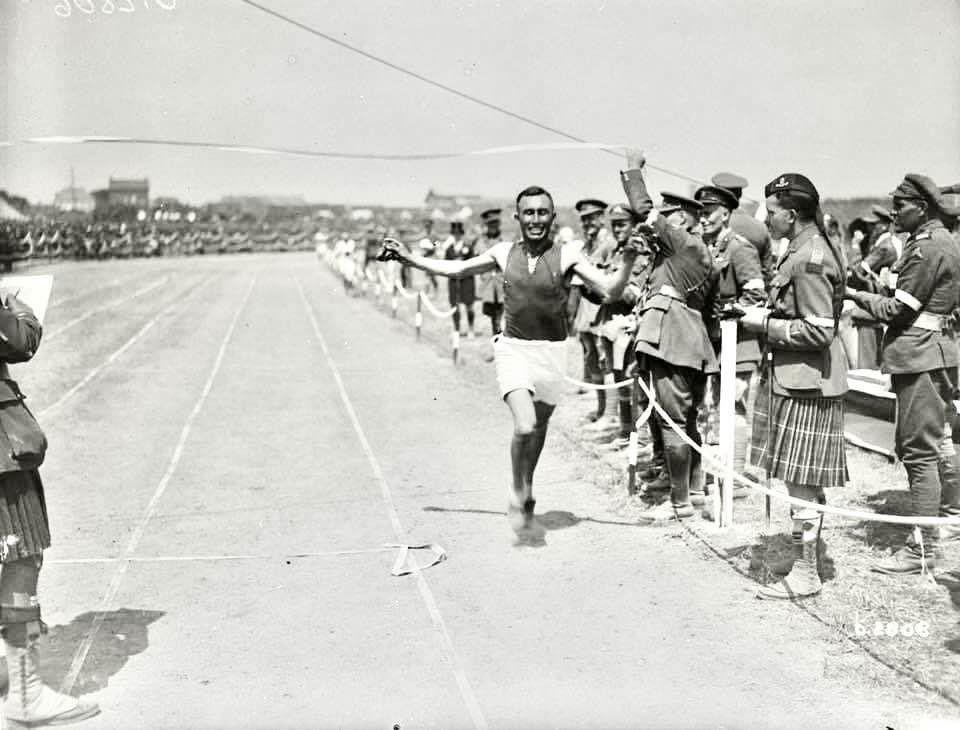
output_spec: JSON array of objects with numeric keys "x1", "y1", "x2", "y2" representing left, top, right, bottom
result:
[{"x1": 379, "y1": 186, "x2": 641, "y2": 543}]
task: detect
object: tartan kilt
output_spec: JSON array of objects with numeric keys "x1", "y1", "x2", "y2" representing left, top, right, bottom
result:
[
  {"x1": 0, "y1": 470, "x2": 51, "y2": 562},
  {"x1": 750, "y1": 382, "x2": 848, "y2": 489}
]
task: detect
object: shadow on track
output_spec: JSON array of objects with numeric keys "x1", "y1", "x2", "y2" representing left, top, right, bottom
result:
[
  {"x1": 40, "y1": 608, "x2": 165, "y2": 695},
  {"x1": 422, "y1": 506, "x2": 638, "y2": 529}
]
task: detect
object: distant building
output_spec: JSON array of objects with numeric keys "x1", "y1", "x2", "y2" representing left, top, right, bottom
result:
[
  {"x1": 53, "y1": 186, "x2": 95, "y2": 214},
  {"x1": 423, "y1": 189, "x2": 485, "y2": 209},
  {"x1": 92, "y1": 178, "x2": 150, "y2": 212}
]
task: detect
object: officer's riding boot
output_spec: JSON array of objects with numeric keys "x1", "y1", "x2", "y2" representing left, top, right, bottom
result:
[
  {"x1": 3, "y1": 622, "x2": 100, "y2": 728},
  {"x1": 612, "y1": 400, "x2": 633, "y2": 449},
  {"x1": 688, "y1": 446, "x2": 706, "y2": 508},
  {"x1": 938, "y1": 454, "x2": 960, "y2": 542},
  {"x1": 757, "y1": 510, "x2": 823, "y2": 599},
  {"x1": 639, "y1": 435, "x2": 695, "y2": 523}
]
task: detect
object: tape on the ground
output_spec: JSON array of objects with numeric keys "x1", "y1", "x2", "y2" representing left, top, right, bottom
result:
[{"x1": 386, "y1": 542, "x2": 447, "y2": 577}]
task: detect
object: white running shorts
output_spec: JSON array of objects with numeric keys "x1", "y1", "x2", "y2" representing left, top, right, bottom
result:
[{"x1": 493, "y1": 336, "x2": 568, "y2": 405}]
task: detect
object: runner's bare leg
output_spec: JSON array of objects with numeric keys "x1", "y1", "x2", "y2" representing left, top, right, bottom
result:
[
  {"x1": 526, "y1": 400, "x2": 556, "y2": 484},
  {"x1": 505, "y1": 389, "x2": 537, "y2": 508}
]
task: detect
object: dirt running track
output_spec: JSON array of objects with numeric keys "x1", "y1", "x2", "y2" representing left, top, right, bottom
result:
[{"x1": 12, "y1": 254, "x2": 958, "y2": 729}]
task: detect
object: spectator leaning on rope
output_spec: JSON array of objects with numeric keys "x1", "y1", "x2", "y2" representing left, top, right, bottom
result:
[
  {"x1": 847, "y1": 174, "x2": 960, "y2": 572},
  {"x1": 0, "y1": 291, "x2": 100, "y2": 725},
  {"x1": 377, "y1": 186, "x2": 642, "y2": 544},
  {"x1": 738, "y1": 173, "x2": 849, "y2": 600}
]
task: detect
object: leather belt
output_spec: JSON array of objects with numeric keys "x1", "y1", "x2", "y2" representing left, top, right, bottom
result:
[{"x1": 913, "y1": 311, "x2": 946, "y2": 331}]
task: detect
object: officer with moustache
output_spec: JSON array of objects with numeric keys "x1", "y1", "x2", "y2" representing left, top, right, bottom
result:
[
  {"x1": 695, "y1": 185, "x2": 766, "y2": 487},
  {"x1": 848, "y1": 174, "x2": 960, "y2": 572}
]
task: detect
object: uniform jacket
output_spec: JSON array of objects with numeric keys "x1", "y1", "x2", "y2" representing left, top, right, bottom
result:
[
  {"x1": 473, "y1": 234, "x2": 505, "y2": 303},
  {"x1": 634, "y1": 215, "x2": 718, "y2": 373},
  {"x1": 851, "y1": 219, "x2": 960, "y2": 374},
  {"x1": 706, "y1": 227, "x2": 766, "y2": 367},
  {"x1": 599, "y1": 247, "x2": 650, "y2": 320},
  {"x1": 764, "y1": 225, "x2": 848, "y2": 397},
  {"x1": 730, "y1": 208, "x2": 773, "y2": 284},
  {"x1": 570, "y1": 232, "x2": 614, "y2": 334}
]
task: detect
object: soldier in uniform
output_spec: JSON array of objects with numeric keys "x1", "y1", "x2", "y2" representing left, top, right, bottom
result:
[
  {"x1": 711, "y1": 172, "x2": 774, "y2": 283},
  {"x1": 570, "y1": 199, "x2": 615, "y2": 425},
  {"x1": 739, "y1": 173, "x2": 848, "y2": 599},
  {"x1": 599, "y1": 204, "x2": 652, "y2": 448},
  {"x1": 621, "y1": 163, "x2": 718, "y2": 521},
  {"x1": 443, "y1": 220, "x2": 477, "y2": 336},
  {"x1": 474, "y1": 208, "x2": 506, "y2": 336},
  {"x1": 846, "y1": 205, "x2": 905, "y2": 370},
  {"x1": 0, "y1": 291, "x2": 100, "y2": 725},
  {"x1": 695, "y1": 185, "x2": 766, "y2": 485},
  {"x1": 847, "y1": 174, "x2": 960, "y2": 572}
]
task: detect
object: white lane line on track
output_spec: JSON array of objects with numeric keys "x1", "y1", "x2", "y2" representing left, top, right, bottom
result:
[
  {"x1": 49, "y1": 272, "x2": 143, "y2": 308},
  {"x1": 59, "y1": 274, "x2": 258, "y2": 695},
  {"x1": 44, "y1": 275, "x2": 169, "y2": 341},
  {"x1": 296, "y1": 277, "x2": 489, "y2": 730},
  {"x1": 38, "y1": 275, "x2": 210, "y2": 417}
]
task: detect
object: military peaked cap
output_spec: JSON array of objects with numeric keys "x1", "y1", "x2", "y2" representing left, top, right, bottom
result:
[{"x1": 694, "y1": 185, "x2": 739, "y2": 211}]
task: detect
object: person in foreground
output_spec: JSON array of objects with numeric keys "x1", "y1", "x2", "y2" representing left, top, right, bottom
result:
[
  {"x1": 0, "y1": 290, "x2": 100, "y2": 726},
  {"x1": 378, "y1": 186, "x2": 641, "y2": 544}
]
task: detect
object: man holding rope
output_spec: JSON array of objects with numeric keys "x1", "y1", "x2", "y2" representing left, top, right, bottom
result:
[
  {"x1": 378, "y1": 186, "x2": 641, "y2": 542},
  {"x1": 847, "y1": 174, "x2": 960, "y2": 574},
  {"x1": 620, "y1": 163, "x2": 718, "y2": 521}
]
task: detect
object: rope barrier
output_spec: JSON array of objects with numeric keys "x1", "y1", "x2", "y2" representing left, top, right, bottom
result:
[
  {"x1": 419, "y1": 292, "x2": 456, "y2": 319},
  {"x1": 394, "y1": 281, "x2": 420, "y2": 300},
  {"x1": 629, "y1": 373, "x2": 960, "y2": 527},
  {"x1": 562, "y1": 374, "x2": 634, "y2": 391}
]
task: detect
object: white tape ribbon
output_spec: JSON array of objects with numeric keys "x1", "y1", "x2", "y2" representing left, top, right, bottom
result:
[
  {"x1": 420, "y1": 293, "x2": 456, "y2": 318},
  {"x1": 386, "y1": 542, "x2": 447, "y2": 577}
]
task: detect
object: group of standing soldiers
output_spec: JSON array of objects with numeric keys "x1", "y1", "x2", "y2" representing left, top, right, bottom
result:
[{"x1": 567, "y1": 164, "x2": 960, "y2": 599}]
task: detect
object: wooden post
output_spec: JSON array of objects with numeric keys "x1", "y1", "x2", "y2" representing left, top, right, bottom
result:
[
  {"x1": 627, "y1": 371, "x2": 640, "y2": 495},
  {"x1": 415, "y1": 291, "x2": 423, "y2": 340},
  {"x1": 762, "y1": 350, "x2": 773, "y2": 534},
  {"x1": 718, "y1": 318, "x2": 738, "y2": 528}
]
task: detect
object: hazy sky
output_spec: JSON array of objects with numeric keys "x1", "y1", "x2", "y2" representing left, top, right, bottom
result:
[{"x1": 2, "y1": 0, "x2": 959, "y2": 207}]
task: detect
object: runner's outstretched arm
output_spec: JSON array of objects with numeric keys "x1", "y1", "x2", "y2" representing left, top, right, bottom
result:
[{"x1": 381, "y1": 237, "x2": 498, "y2": 279}]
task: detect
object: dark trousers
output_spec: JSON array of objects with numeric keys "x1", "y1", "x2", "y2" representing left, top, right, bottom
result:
[
  {"x1": 579, "y1": 332, "x2": 603, "y2": 385},
  {"x1": 649, "y1": 357, "x2": 707, "y2": 506},
  {"x1": 892, "y1": 367, "x2": 959, "y2": 541}
]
